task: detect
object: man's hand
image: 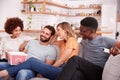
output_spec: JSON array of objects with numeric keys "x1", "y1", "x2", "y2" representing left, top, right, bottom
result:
[{"x1": 110, "y1": 47, "x2": 120, "y2": 56}]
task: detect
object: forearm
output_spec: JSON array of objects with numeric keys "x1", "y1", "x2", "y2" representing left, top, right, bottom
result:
[
  {"x1": 19, "y1": 41, "x2": 28, "y2": 51},
  {"x1": 53, "y1": 59, "x2": 64, "y2": 67}
]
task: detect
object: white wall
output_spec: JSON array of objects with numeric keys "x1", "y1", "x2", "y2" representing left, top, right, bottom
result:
[
  {"x1": 0, "y1": 0, "x2": 118, "y2": 39},
  {"x1": 0, "y1": 0, "x2": 23, "y2": 29},
  {"x1": 68, "y1": 0, "x2": 117, "y2": 39},
  {"x1": 101, "y1": 4, "x2": 117, "y2": 39},
  {"x1": 0, "y1": 0, "x2": 67, "y2": 30}
]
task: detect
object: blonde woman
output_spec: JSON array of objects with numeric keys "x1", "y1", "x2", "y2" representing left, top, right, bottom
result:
[{"x1": 0, "y1": 22, "x2": 79, "y2": 80}]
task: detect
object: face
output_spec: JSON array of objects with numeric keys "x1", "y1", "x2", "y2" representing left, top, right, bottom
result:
[
  {"x1": 11, "y1": 26, "x2": 22, "y2": 38},
  {"x1": 57, "y1": 26, "x2": 66, "y2": 40},
  {"x1": 79, "y1": 25, "x2": 92, "y2": 40},
  {"x1": 40, "y1": 28, "x2": 52, "y2": 42}
]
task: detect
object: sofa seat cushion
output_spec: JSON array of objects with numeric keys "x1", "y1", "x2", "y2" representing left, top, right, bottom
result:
[
  {"x1": 102, "y1": 54, "x2": 120, "y2": 80},
  {"x1": 30, "y1": 77, "x2": 50, "y2": 80}
]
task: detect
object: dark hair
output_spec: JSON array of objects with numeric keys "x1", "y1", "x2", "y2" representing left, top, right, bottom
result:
[
  {"x1": 44, "y1": 25, "x2": 55, "y2": 36},
  {"x1": 80, "y1": 17, "x2": 98, "y2": 31},
  {"x1": 4, "y1": 17, "x2": 24, "y2": 34}
]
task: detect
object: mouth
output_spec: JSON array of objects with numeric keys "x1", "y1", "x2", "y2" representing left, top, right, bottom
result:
[{"x1": 41, "y1": 35, "x2": 47, "y2": 40}]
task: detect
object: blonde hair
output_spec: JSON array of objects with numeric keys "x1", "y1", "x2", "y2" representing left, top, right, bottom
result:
[{"x1": 57, "y1": 22, "x2": 76, "y2": 38}]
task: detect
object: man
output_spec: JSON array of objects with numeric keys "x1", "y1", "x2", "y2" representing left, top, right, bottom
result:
[
  {"x1": 56, "y1": 17, "x2": 120, "y2": 80},
  {"x1": 1, "y1": 25, "x2": 58, "y2": 80}
]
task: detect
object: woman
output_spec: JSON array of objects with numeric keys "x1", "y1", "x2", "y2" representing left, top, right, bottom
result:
[
  {"x1": 0, "y1": 22, "x2": 79, "y2": 80},
  {"x1": 0, "y1": 17, "x2": 34, "y2": 60},
  {"x1": 0, "y1": 17, "x2": 35, "y2": 79}
]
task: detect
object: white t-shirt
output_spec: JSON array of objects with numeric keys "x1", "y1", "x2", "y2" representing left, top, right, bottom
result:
[{"x1": 0, "y1": 34, "x2": 35, "y2": 59}]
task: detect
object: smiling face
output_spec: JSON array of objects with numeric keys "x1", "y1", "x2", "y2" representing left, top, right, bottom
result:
[
  {"x1": 79, "y1": 25, "x2": 92, "y2": 40},
  {"x1": 11, "y1": 26, "x2": 22, "y2": 38},
  {"x1": 40, "y1": 28, "x2": 52, "y2": 42}
]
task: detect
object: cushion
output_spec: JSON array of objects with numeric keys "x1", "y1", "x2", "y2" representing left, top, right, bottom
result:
[
  {"x1": 102, "y1": 54, "x2": 120, "y2": 80},
  {"x1": 30, "y1": 77, "x2": 50, "y2": 80}
]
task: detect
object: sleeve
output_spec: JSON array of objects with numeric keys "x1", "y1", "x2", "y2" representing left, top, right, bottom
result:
[
  {"x1": 65, "y1": 37, "x2": 78, "y2": 50},
  {"x1": 52, "y1": 45, "x2": 60, "y2": 60},
  {"x1": 25, "y1": 40, "x2": 32, "y2": 50},
  {"x1": 103, "y1": 37, "x2": 116, "y2": 49},
  {"x1": 46, "y1": 46, "x2": 57, "y2": 60}
]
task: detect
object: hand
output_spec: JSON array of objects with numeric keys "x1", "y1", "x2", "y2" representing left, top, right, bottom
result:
[
  {"x1": 49, "y1": 33, "x2": 58, "y2": 44},
  {"x1": 0, "y1": 54, "x2": 1, "y2": 59},
  {"x1": 110, "y1": 47, "x2": 120, "y2": 56},
  {"x1": 5, "y1": 51, "x2": 9, "y2": 59}
]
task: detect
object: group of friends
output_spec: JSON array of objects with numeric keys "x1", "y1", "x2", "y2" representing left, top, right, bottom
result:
[{"x1": 0, "y1": 16, "x2": 120, "y2": 80}]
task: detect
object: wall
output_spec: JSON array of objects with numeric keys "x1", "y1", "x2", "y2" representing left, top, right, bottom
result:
[
  {"x1": 0, "y1": 0, "x2": 67, "y2": 30},
  {"x1": 67, "y1": 0, "x2": 117, "y2": 39},
  {"x1": 0, "y1": 0, "x2": 118, "y2": 39}
]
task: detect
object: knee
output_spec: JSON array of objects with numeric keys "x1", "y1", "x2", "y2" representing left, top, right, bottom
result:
[
  {"x1": 17, "y1": 69, "x2": 28, "y2": 76},
  {"x1": 16, "y1": 69, "x2": 35, "y2": 80},
  {"x1": 70, "y1": 55, "x2": 80, "y2": 61},
  {"x1": 68, "y1": 55, "x2": 81, "y2": 64}
]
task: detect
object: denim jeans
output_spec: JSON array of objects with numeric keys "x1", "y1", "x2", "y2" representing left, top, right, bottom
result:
[
  {"x1": 0, "y1": 62, "x2": 12, "y2": 70},
  {"x1": 16, "y1": 69, "x2": 36, "y2": 80},
  {"x1": 7, "y1": 58, "x2": 62, "y2": 80},
  {"x1": 0, "y1": 62, "x2": 35, "y2": 80}
]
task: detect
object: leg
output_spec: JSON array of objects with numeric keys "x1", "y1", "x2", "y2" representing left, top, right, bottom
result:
[
  {"x1": 57, "y1": 56, "x2": 103, "y2": 80},
  {"x1": 16, "y1": 69, "x2": 36, "y2": 80},
  {"x1": 0, "y1": 62, "x2": 14, "y2": 80},
  {"x1": 71, "y1": 70, "x2": 85, "y2": 80},
  {"x1": 3, "y1": 58, "x2": 61, "y2": 80},
  {"x1": 0, "y1": 62, "x2": 12, "y2": 70}
]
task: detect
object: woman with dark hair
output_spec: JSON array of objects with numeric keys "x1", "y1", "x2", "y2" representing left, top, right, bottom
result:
[
  {"x1": 0, "y1": 22, "x2": 79, "y2": 80},
  {"x1": 0, "y1": 17, "x2": 35, "y2": 79}
]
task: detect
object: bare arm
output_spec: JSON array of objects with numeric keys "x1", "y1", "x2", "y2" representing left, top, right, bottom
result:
[
  {"x1": 110, "y1": 41, "x2": 120, "y2": 55},
  {"x1": 53, "y1": 48, "x2": 72, "y2": 67},
  {"x1": 19, "y1": 41, "x2": 28, "y2": 52},
  {"x1": 45, "y1": 59, "x2": 55, "y2": 65}
]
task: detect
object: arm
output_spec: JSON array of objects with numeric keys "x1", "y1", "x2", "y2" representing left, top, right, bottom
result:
[
  {"x1": 19, "y1": 41, "x2": 28, "y2": 52},
  {"x1": 110, "y1": 41, "x2": 120, "y2": 55},
  {"x1": 53, "y1": 48, "x2": 73, "y2": 67},
  {"x1": 53, "y1": 37, "x2": 78, "y2": 67},
  {"x1": 45, "y1": 59, "x2": 55, "y2": 65}
]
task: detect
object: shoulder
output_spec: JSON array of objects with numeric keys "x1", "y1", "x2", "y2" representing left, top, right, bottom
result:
[
  {"x1": 2, "y1": 36, "x2": 11, "y2": 41},
  {"x1": 47, "y1": 44, "x2": 57, "y2": 54},
  {"x1": 28, "y1": 39, "x2": 39, "y2": 44},
  {"x1": 67, "y1": 37, "x2": 77, "y2": 42}
]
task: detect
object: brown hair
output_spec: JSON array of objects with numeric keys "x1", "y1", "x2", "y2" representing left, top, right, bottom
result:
[
  {"x1": 57, "y1": 22, "x2": 76, "y2": 37},
  {"x1": 4, "y1": 17, "x2": 24, "y2": 34},
  {"x1": 44, "y1": 25, "x2": 55, "y2": 36}
]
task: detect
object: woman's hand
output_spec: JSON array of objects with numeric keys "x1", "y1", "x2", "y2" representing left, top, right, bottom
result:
[
  {"x1": 49, "y1": 33, "x2": 58, "y2": 44},
  {"x1": 110, "y1": 47, "x2": 120, "y2": 56}
]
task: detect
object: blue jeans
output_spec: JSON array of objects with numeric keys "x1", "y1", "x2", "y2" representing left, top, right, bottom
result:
[
  {"x1": 16, "y1": 69, "x2": 36, "y2": 80},
  {"x1": 0, "y1": 62, "x2": 12, "y2": 70},
  {"x1": 7, "y1": 58, "x2": 62, "y2": 80},
  {"x1": 0, "y1": 62, "x2": 35, "y2": 80}
]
